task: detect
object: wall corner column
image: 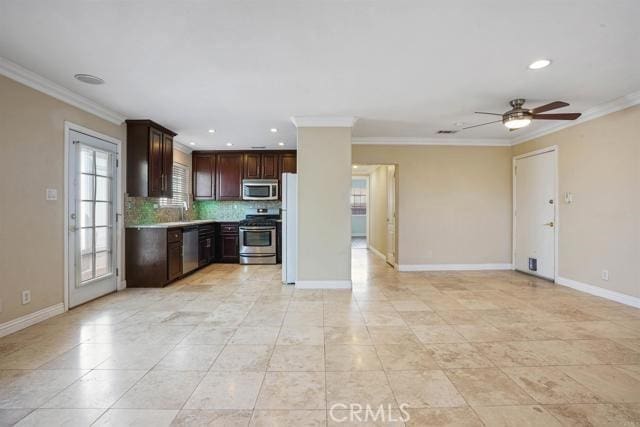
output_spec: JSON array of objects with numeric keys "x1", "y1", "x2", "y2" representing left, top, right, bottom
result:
[{"x1": 291, "y1": 116, "x2": 357, "y2": 289}]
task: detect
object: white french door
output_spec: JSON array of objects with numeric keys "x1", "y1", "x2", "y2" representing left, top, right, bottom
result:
[
  {"x1": 514, "y1": 148, "x2": 557, "y2": 280},
  {"x1": 68, "y1": 129, "x2": 118, "y2": 307}
]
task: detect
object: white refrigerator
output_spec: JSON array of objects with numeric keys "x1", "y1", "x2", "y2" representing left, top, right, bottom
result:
[{"x1": 281, "y1": 173, "x2": 297, "y2": 284}]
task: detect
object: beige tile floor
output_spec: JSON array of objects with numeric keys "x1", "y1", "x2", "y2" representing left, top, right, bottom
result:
[{"x1": 1, "y1": 249, "x2": 640, "y2": 426}]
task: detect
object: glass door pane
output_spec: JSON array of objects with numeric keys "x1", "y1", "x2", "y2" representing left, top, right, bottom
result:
[{"x1": 77, "y1": 144, "x2": 114, "y2": 286}]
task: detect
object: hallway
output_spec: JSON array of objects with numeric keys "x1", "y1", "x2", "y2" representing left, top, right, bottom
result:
[{"x1": 0, "y1": 251, "x2": 639, "y2": 425}]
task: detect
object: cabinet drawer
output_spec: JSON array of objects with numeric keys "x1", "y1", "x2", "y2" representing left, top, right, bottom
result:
[
  {"x1": 219, "y1": 223, "x2": 239, "y2": 234},
  {"x1": 198, "y1": 224, "x2": 214, "y2": 234},
  {"x1": 167, "y1": 228, "x2": 183, "y2": 243}
]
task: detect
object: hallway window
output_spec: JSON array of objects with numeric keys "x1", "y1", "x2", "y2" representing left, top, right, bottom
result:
[{"x1": 351, "y1": 179, "x2": 367, "y2": 215}]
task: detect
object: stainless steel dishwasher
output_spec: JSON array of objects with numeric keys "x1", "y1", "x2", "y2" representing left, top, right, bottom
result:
[{"x1": 182, "y1": 227, "x2": 199, "y2": 274}]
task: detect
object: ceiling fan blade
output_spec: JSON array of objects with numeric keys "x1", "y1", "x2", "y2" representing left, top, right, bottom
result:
[
  {"x1": 532, "y1": 113, "x2": 581, "y2": 120},
  {"x1": 530, "y1": 101, "x2": 569, "y2": 114},
  {"x1": 462, "y1": 120, "x2": 502, "y2": 129},
  {"x1": 474, "y1": 111, "x2": 502, "y2": 116}
]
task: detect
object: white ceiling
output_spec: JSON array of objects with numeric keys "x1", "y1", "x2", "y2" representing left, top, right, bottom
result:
[{"x1": 1, "y1": 0, "x2": 638, "y2": 149}]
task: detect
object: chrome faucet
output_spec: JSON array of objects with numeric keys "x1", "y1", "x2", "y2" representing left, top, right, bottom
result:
[{"x1": 181, "y1": 201, "x2": 188, "y2": 222}]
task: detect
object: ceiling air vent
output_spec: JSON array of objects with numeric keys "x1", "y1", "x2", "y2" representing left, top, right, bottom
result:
[
  {"x1": 436, "y1": 130, "x2": 458, "y2": 134},
  {"x1": 251, "y1": 146, "x2": 266, "y2": 149}
]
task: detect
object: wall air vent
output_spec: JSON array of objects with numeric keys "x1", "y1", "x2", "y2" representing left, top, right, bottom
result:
[{"x1": 436, "y1": 130, "x2": 458, "y2": 134}]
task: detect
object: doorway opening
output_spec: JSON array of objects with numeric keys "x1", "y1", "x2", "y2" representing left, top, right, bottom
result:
[
  {"x1": 513, "y1": 146, "x2": 558, "y2": 281},
  {"x1": 351, "y1": 164, "x2": 397, "y2": 268}
]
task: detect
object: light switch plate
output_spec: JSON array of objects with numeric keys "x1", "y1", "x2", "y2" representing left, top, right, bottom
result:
[{"x1": 46, "y1": 188, "x2": 58, "y2": 201}]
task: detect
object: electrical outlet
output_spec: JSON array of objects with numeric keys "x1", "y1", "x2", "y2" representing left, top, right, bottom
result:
[
  {"x1": 21, "y1": 290, "x2": 31, "y2": 305},
  {"x1": 601, "y1": 270, "x2": 609, "y2": 281}
]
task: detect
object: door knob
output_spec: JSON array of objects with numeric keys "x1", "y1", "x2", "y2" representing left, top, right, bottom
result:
[{"x1": 543, "y1": 221, "x2": 554, "y2": 227}]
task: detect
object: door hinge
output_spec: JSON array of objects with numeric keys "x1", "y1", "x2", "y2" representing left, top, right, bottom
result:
[
  {"x1": 116, "y1": 158, "x2": 119, "y2": 168},
  {"x1": 116, "y1": 268, "x2": 119, "y2": 277}
]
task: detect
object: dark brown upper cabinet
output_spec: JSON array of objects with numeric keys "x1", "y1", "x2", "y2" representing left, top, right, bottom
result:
[
  {"x1": 280, "y1": 152, "x2": 297, "y2": 174},
  {"x1": 244, "y1": 152, "x2": 280, "y2": 180},
  {"x1": 193, "y1": 153, "x2": 216, "y2": 200},
  {"x1": 243, "y1": 153, "x2": 262, "y2": 179},
  {"x1": 191, "y1": 150, "x2": 295, "y2": 201},
  {"x1": 126, "y1": 120, "x2": 177, "y2": 198},
  {"x1": 261, "y1": 153, "x2": 279, "y2": 179},
  {"x1": 216, "y1": 152, "x2": 244, "y2": 200}
]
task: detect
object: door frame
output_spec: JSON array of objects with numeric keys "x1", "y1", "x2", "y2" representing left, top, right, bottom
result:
[
  {"x1": 64, "y1": 121, "x2": 124, "y2": 311},
  {"x1": 512, "y1": 145, "x2": 559, "y2": 281}
]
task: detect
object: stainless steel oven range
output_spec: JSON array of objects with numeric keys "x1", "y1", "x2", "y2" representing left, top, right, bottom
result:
[{"x1": 239, "y1": 214, "x2": 278, "y2": 265}]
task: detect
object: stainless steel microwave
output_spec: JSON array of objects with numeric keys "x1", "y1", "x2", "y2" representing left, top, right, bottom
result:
[{"x1": 242, "y1": 179, "x2": 279, "y2": 200}]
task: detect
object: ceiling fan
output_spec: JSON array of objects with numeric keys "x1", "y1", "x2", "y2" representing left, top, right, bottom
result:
[{"x1": 463, "y1": 98, "x2": 581, "y2": 131}]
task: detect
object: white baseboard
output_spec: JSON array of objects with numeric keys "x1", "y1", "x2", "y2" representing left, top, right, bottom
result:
[
  {"x1": 398, "y1": 263, "x2": 513, "y2": 272},
  {"x1": 556, "y1": 276, "x2": 640, "y2": 309},
  {"x1": 0, "y1": 303, "x2": 65, "y2": 338},
  {"x1": 295, "y1": 280, "x2": 352, "y2": 289},
  {"x1": 118, "y1": 280, "x2": 127, "y2": 291},
  {"x1": 368, "y1": 246, "x2": 387, "y2": 261}
]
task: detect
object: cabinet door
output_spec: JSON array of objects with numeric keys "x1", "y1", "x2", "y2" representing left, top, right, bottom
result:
[
  {"x1": 167, "y1": 242, "x2": 183, "y2": 281},
  {"x1": 243, "y1": 153, "x2": 262, "y2": 179},
  {"x1": 198, "y1": 238, "x2": 209, "y2": 267},
  {"x1": 148, "y1": 128, "x2": 164, "y2": 197},
  {"x1": 280, "y1": 152, "x2": 297, "y2": 174},
  {"x1": 216, "y1": 153, "x2": 243, "y2": 200},
  {"x1": 218, "y1": 235, "x2": 239, "y2": 262},
  {"x1": 261, "y1": 153, "x2": 279, "y2": 179},
  {"x1": 162, "y1": 133, "x2": 174, "y2": 197},
  {"x1": 193, "y1": 154, "x2": 215, "y2": 199}
]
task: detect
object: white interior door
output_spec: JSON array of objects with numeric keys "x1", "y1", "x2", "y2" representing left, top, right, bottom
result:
[
  {"x1": 68, "y1": 130, "x2": 118, "y2": 307},
  {"x1": 386, "y1": 165, "x2": 396, "y2": 265},
  {"x1": 514, "y1": 150, "x2": 556, "y2": 280}
]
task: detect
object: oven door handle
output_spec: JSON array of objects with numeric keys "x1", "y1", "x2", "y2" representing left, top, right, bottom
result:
[{"x1": 240, "y1": 227, "x2": 276, "y2": 231}]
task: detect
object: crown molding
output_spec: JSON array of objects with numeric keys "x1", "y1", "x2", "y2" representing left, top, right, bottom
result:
[
  {"x1": 0, "y1": 56, "x2": 126, "y2": 125},
  {"x1": 290, "y1": 116, "x2": 358, "y2": 128},
  {"x1": 511, "y1": 90, "x2": 640, "y2": 145},
  {"x1": 352, "y1": 136, "x2": 510, "y2": 146},
  {"x1": 173, "y1": 141, "x2": 193, "y2": 154}
]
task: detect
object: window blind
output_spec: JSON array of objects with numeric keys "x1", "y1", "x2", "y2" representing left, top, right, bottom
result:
[{"x1": 160, "y1": 163, "x2": 190, "y2": 208}]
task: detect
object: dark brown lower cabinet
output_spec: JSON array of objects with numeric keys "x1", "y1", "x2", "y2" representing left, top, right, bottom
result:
[
  {"x1": 167, "y1": 242, "x2": 183, "y2": 281},
  {"x1": 198, "y1": 224, "x2": 216, "y2": 267},
  {"x1": 216, "y1": 222, "x2": 239, "y2": 263},
  {"x1": 126, "y1": 227, "x2": 183, "y2": 287}
]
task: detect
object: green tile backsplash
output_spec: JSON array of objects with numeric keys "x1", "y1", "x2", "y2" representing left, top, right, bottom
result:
[{"x1": 125, "y1": 197, "x2": 280, "y2": 226}]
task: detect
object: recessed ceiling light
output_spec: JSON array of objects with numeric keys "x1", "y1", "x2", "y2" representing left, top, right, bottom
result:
[
  {"x1": 278, "y1": 142, "x2": 285, "y2": 146},
  {"x1": 528, "y1": 59, "x2": 551, "y2": 70},
  {"x1": 74, "y1": 74, "x2": 104, "y2": 85},
  {"x1": 352, "y1": 165, "x2": 358, "y2": 169},
  {"x1": 189, "y1": 142, "x2": 196, "y2": 146},
  {"x1": 270, "y1": 128, "x2": 278, "y2": 133},
  {"x1": 226, "y1": 142, "x2": 233, "y2": 146},
  {"x1": 208, "y1": 129, "x2": 216, "y2": 133}
]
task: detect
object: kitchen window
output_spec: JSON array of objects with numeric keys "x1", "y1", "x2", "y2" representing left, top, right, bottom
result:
[{"x1": 160, "y1": 163, "x2": 190, "y2": 208}]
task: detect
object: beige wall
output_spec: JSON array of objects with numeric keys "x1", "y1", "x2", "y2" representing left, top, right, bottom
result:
[
  {"x1": 353, "y1": 145, "x2": 513, "y2": 267},
  {"x1": 512, "y1": 106, "x2": 640, "y2": 298},
  {"x1": 297, "y1": 127, "x2": 352, "y2": 284},
  {"x1": 0, "y1": 75, "x2": 125, "y2": 325},
  {"x1": 369, "y1": 165, "x2": 388, "y2": 256}
]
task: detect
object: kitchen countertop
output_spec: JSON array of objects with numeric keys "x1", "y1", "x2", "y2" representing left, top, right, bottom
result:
[{"x1": 125, "y1": 219, "x2": 238, "y2": 229}]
